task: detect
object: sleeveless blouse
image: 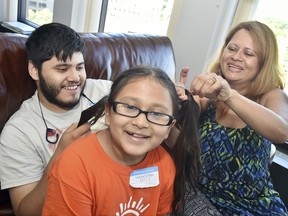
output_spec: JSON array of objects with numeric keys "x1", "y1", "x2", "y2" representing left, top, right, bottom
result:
[{"x1": 198, "y1": 101, "x2": 288, "y2": 216}]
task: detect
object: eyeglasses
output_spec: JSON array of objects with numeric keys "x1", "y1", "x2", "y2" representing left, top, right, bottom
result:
[{"x1": 112, "y1": 101, "x2": 174, "y2": 126}]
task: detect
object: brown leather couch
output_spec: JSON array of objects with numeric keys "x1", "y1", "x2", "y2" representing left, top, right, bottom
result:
[{"x1": 0, "y1": 32, "x2": 176, "y2": 215}]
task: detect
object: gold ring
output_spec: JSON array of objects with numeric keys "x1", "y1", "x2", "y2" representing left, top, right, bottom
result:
[{"x1": 210, "y1": 77, "x2": 217, "y2": 84}]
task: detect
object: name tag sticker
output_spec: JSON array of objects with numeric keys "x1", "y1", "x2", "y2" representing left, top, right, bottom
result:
[{"x1": 129, "y1": 166, "x2": 159, "y2": 188}]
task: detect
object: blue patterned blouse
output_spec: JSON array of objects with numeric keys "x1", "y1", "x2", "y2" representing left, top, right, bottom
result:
[{"x1": 198, "y1": 101, "x2": 288, "y2": 216}]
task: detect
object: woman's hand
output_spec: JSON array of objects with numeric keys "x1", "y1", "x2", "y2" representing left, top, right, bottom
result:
[
  {"x1": 190, "y1": 73, "x2": 232, "y2": 102},
  {"x1": 175, "y1": 67, "x2": 189, "y2": 101}
]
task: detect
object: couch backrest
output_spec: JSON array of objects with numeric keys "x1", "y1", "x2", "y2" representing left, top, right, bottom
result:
[{"x1": 0, "y1": 32, "x2": 176, "y2": 133}]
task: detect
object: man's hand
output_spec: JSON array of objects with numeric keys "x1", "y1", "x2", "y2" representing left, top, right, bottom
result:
[
  {"x1": 55, "y1": 122, "x2": 91, "y2": 154},
  {"x1": 9, "y1": 122, "x2": 91, "y2": 216}
]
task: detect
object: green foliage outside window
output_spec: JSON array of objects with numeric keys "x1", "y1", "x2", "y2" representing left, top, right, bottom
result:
[
  {"x1": 263, "y1": 18, "x2": 288, "y2": 88},
  {"x1": 28, "y1": 8, "x2": 52, "y2": 26}
]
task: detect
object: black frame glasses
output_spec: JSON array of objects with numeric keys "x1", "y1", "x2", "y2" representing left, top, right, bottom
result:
[{"x1": 112, "y1": 101, "x2": 174, "y2": 126}]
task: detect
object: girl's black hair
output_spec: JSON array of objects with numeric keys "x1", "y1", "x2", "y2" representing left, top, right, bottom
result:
[
  {"x1": 90, "y1": 66, "x2": 201, "y2": 212},
  {"x1": 172, "y1": 89, "x2": 201, "y2": 213}
]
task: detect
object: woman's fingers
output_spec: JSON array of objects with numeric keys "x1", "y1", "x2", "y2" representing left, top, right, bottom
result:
[
  {"x1": 180, "y1": 67, "x2": 189, "y2": 86},
  {"x1": 191, "y1": 73, "x2": 219, "y2": 98}
]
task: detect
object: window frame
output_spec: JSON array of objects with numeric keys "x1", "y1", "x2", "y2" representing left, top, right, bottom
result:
[
  {"x1": 18, "y1": 0, "x2": 40, "y2": 28},
  {"x1": 98, "y1": 0, "x2": 108, "y2": 32}
]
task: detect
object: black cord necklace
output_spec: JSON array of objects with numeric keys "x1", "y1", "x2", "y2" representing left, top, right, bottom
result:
[
  {"x1": 38, "y1": 93, "x2": 94, "y2": 144},
  {"x1": 38, "y1": 98, "x2": 59, "y2": 144}
]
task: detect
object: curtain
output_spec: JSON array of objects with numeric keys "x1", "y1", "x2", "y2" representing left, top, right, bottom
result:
[
  {"x1": 231, "y1": 0, "x2": 259, "y2": 27},
  {"x1": 83, "y1": 0, "x2": 102, "y2": 32},
  {"x1": 66, "y1": 0, "x2": 102, "y2": 32},
  {"x1": 0, "y1": 0, "x2": 18, "y2": 21}
]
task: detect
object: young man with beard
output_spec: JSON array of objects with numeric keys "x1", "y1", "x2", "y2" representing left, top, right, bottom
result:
[{"x1": 0, "y1": 23, "x2": 112, "y2": 215}]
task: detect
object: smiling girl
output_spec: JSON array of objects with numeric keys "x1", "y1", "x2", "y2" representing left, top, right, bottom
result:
[{"x1": 42, "y1": 66, "x2": 201, "y2": 215}]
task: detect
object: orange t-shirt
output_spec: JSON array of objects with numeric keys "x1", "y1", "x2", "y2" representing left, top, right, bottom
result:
[{"x1": 42, "y1": 133, "x2": 175, "y2": 216}]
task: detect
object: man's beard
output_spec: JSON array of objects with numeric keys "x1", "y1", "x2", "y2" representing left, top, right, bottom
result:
[{"x1": 39, "y1": 75, "x2": 83, "y2": 110}]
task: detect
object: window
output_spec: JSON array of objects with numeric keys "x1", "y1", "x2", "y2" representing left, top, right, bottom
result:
[
  {"x1": 39, "y1": 3, "x2": 47, "y2": 9},
  {"x1": 18, "y1": 0, "x2": 54, "y2": 27},
  {"x1": 253, "y1": 0, "x2": 288, "y2": 91},
  {"x1": 101, "y1": 0, "x2": 174, "y2": 35},
  {"x1": 18, "y1": 0, "x2": 174, "y2": 36},
  {"x1": 28, "y1": 1, "x2": 37, "y2": 8}
]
